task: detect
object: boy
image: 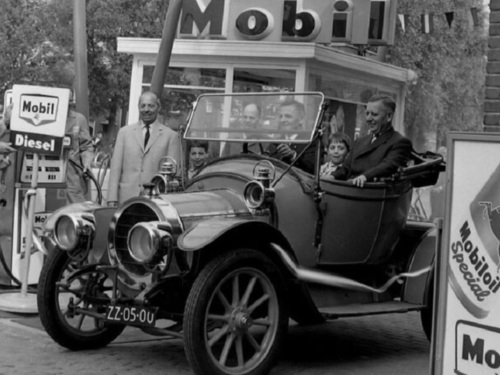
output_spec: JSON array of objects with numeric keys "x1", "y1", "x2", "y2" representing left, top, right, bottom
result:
[
  {"x1": 320, "y1": 132, "x2": 351, "y2": 177},
  {"x1": 187, "y1": 140, "x2": 209, "y2": 179}
]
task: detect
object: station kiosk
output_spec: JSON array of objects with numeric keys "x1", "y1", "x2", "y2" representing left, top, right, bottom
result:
[{"x1": 117, "y1": 0, "x2": 414, "y2": 142}]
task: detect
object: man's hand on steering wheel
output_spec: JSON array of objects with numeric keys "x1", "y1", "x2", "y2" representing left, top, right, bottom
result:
[{"x1": 276, "y1": 144, "x2": 297, "y2": 161}]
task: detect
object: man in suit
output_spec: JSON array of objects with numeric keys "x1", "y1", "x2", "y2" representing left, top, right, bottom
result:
[
  {"x1": 107, "y1": 91, "x2": 180, "y2": 206},
  {"x1": 333, "y1": 94, "x2": 412, "y2": 187},
  {"x1": 222, "y1": 103, "x2": 268, "y2": 155},
  {"x1": 267, "y1": 99, "x2": 315, "y2": 174}
]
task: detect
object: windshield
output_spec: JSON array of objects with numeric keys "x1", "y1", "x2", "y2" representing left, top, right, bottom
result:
[{"x1": 184, "y1": 92, "x2": 324, "y2": 144}]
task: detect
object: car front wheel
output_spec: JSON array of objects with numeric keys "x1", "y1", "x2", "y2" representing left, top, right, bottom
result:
[
  {"x1": 183, "y1": 249, "x2": 288, "y2": 375},
  {"x1": 37, "y1": 248, "x2": 125, "y2": 350}
]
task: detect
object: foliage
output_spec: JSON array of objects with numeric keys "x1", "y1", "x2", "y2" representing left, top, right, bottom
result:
[
  {"x1": 0, "y1": 0, "x2": 169, "y2": 122},
  {"x1": 385, "y1": 0, "x2": 488, "y2": 150},
  {"x1": 0, "y1": 0, "x2": 72, "y2": 95},
  {"x1": 43, "y1": 0, "x2": 169, "y2": 122}
]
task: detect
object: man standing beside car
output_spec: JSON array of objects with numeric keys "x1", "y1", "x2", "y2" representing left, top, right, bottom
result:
[
  {"x1": 267, "y1": 99, "x2": 316, "y2": 174},
  {"x1": 332, "y1": 95, "x2": 412, "y2": 187},
  {"x1": 65, "y1": 103, "x2": 95, "y2": 204},
  {"x1": 107, "y1": 91, "x2": 180, "y2": 206}
]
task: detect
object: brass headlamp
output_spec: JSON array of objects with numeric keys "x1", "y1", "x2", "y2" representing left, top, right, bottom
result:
[
  {"x1": 243, "y1": 161, "x2": 276, "y2": 209},
  {"x1": 150, "y1": 157, "x2": 180, "y2": 194}
]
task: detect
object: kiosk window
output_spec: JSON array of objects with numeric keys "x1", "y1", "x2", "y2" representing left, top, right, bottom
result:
[{"x1": 142, "y1": 66, "x2": 226, "y2": 130}]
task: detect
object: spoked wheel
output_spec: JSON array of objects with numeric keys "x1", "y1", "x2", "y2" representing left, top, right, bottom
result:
[
  {"x1": 183, "y1": 249, "x2": 288, "y2": 375},
  {"x1": 37, "y1": 248, "x2": 125, "y2": 350}
]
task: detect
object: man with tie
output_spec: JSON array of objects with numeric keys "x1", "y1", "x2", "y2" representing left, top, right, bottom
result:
[
  {"x1": 332, "y1": 94, "x2": 412, "y2": 187},
  {"x1": 267, "y1": 99, "x2": 316, "y2": 174},
  {"x1": 107, "y1": 91, "x2": 180, "y2": 205},
  {"x1": 222, "y1": 103, "x2": 267, "y2": 155}
]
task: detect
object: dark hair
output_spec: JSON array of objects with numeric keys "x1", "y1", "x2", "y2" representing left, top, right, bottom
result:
[
  {"x1": 368, "y1": 94, "x2": 396, "y2": 114},
  {"x1": 279, "y1": 99, "x2": 305, "y2": 118},
  {"x1": 328, "y1": 132, "x2": 351, "y2": 152},
  {"x1": 187, "y1": 140, "x2": 209, "y2": 152}
]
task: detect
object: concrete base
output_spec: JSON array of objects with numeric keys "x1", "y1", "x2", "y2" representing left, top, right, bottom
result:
[{"x1": 0, "y1": 292, "x2": 38, "y2": 314}]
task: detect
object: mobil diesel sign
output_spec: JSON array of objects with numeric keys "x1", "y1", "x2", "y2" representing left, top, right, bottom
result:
[
  {"x1": 178, "y1": 0, "x2": 397, "y2": 45},
  {"x1": 10, "y1": 85, "x2": 70, "y2": 156}
]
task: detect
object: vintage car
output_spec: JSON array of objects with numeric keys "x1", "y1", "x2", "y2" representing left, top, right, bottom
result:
[{"x1": 37, "y1": 92, "x2": 444, "y2": 375}]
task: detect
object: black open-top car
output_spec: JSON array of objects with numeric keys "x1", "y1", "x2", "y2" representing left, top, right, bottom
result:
[{"x1": 37, "y1": 92, "x2": 444, "y2": 375}]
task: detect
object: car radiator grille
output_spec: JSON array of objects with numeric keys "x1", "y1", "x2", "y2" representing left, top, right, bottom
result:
[{"x1": 114, "y1": 203, "x2": 160, "y2": 276}]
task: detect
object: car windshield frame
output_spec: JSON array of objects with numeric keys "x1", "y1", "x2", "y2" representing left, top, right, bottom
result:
[{"x1": 183, "y1": 92, "x2": 325, "y2": 144}]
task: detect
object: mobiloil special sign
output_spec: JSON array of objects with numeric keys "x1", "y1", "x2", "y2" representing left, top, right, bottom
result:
[
  {"x1": 433, "y1": 133, "x2": 500, "y2": 375},
  {"x1": 9, "y1": 85, "x2": 70, "y2": 156}
]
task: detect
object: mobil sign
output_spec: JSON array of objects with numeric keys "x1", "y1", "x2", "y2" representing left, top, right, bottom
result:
[{"x1": 10, "y1": 85, "x2": 70, "y2": 156}]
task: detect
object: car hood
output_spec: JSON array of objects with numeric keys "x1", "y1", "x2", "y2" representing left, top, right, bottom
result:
[{"x1": 113, "y1": 188, "x2": 253, "y2": 243}]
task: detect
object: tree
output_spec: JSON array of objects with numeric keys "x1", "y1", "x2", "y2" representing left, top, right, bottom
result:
[
  {"x1": 0, "y1": 0, "x2": 170, "y2": 124},
  {"x1": 385, "y1": 0, "x2": 488, "y2": 150},
  {"x1": 43, "y1": 0, "x2": 169, "y2": 124},
  {"x1": 0, "y1": 0, "x2": 72, "y2": 95}
]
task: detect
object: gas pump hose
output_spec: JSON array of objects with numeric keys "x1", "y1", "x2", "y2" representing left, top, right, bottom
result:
[
  {"x1": 0, "y1": 237, "x2": 24, "y2": 288},
  {"x1": 68, "y1": 158, "x2": 103, "y2": 205}
]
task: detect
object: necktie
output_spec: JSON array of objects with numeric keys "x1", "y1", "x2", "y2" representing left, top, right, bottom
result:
[
  {"x1": 371, "y1": 134, "x2": 377, "y2": 144},
  {"x1": 144, "y1": 124, "x2": 150, "y2": 148}
]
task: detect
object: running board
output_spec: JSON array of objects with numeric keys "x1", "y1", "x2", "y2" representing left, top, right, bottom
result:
[
  {"x1": 318, "y1": 301, "x2": 423, "y2": 319},
  {"x1": 271, "y1": 243, "x2": 431, "y2": 294}
]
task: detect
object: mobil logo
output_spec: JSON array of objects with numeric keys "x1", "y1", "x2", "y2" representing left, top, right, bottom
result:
[
  {"x1": 456, "y1": 320, "x2": 500, "y2": 374},
  {"x1": 19, "y1": 93, "x2": 59, "y2": 127}
]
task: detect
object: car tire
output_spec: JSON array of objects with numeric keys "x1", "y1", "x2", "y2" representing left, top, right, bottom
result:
[
  {"x1": 37, "y1": 247, "x2": 125, "y2": 350},
  {"x1": 183, "y1": 249, "x2": 288, "y2": 375}
]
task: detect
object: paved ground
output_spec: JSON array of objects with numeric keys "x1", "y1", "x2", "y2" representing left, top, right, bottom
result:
[{"x1": 0, "y1": 296, "x2": 431, "y2": 375}]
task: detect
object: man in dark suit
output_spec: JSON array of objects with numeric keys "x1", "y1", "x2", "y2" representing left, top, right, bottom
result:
[
  {"x1": 222, "y1": 103, "x2": 268, "y2": 155},
  {"x1": 333, "y1": 95, "x2": 412, "y2": 187},
  {"x1": 267, "y1": 99, "x2": 315, "y2": 174}
]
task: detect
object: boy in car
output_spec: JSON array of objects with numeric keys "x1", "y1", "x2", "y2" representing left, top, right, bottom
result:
[
  {"x1": 187, "y1": 140, "x2": 209, "y2": 179},
  {"x1": 320, "y1": 132, "x2": 351, "y2": 177}
]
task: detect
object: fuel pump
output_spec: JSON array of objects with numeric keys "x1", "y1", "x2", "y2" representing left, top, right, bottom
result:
[{"x1": 0, "y1": 86, "x2": 71, "y2": 287}]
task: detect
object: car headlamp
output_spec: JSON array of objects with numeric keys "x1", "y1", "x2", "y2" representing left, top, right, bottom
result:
[
  {"x1": 244, "y1": 181, "x2": 275, "y2": 209},
  {"x1": 150, "y1": 157, "x2": 180, "y2": 194},
  {"x1": 244, "y1": 162, "x2": 275, "y2": 209},
  {"x1": 127, "y1": 222, "x2": 173, "y2": 264},
  {"x1": 54, "y1": 213, "x2": 95, "y2": 252}
]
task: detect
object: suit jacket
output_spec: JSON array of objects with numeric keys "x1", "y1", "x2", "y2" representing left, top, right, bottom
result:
[
  {"x1": 107, "y1": 119, "x2": 180, "y2": 203},
  {"x1": 267, "y1": 142, "x2": 316, "y2": 174},
  {"x1": 222, "y1": 140, "x2": 268, "y2": 156},
  {"x1": 333, "y1": 127, "x2": 412, "y2": 181}
]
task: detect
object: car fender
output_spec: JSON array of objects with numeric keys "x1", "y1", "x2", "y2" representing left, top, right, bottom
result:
[
  {"x1": 403, "y1": 226, "x2": 437, "y2": 304},
  {"x1": 177, "y1": 218, "x2": 324, "y2": 324},
  {"x1": 177, "y1": 218, "x2": 293, "y2": 255}
]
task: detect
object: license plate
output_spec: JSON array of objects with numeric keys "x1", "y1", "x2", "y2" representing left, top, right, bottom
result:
[{"x1": 105, "y1": 304, "x2": 157, "y2": 327}]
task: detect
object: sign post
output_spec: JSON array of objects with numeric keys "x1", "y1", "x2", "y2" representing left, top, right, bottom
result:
[
  {"x1": 0, "y1": 85, "x2": 69, "y2": 313},
  {"x1": 432, "y1": 132, "x2": 500, "y2": 375}
]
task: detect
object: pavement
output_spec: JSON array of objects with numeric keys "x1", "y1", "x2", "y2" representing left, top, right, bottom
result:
[{"x1": 0, "y1": 288, "x2": 432, "y2": 375}]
